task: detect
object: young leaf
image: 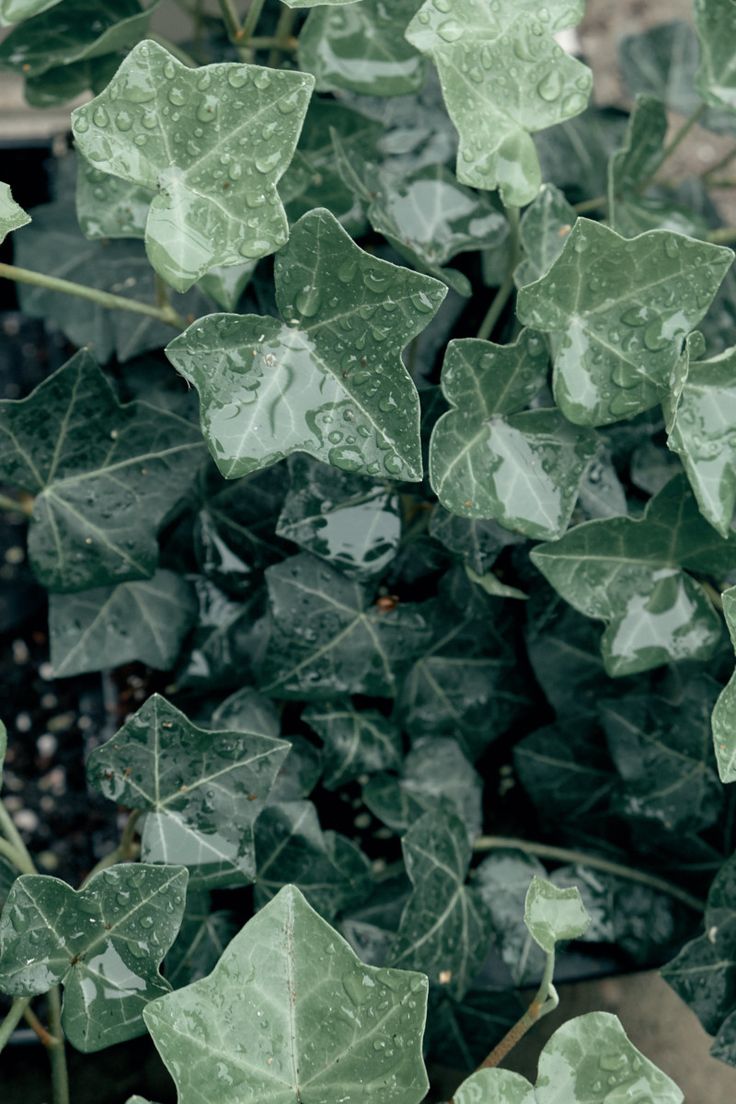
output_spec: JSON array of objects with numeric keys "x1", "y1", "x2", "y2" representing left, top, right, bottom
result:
[
  {"x1": 0, "y1": 182, "x2": 30, "y2": 243},
  {"x1": 517, "y1": 219, "x2": 733, "y2": 426},
  {"x1": 455, "y1": 1069, "x2": 535, "y2": 1104},
  {"x1": 694, "y1": 0, "x2": 736, "y2": 110},
  {"x1": 256, "y1": 553, "x2": 431, "y2": 698},
  {"x1": 71, "y1": 40, "x2": 315, "y2": 292},
  {"x1": 166, "y1": 208, "x2": 446, "y2": 482},
  {"x1": 0, "y1": 350, "x2": 204, "y2": 592},
  {"x1": 607, "y1": 95, "x2": 668, "y2": 236},
  {"x1": 49, "y1": 569, "x2": 197, "y2": 677},
  {"x1": 391, "y1": 808, "x2": 491, "y2": 999},
  {"x1": 303, "y1": 700, "x2": 402, "y2": 789},
  {"x1": 86, "y1": 695, "x2": 290, "y2": 887},
  {"x1": 299, "y1": 0, "x2": 426, "y2": 98},
  {"x1": 0, "y1": 864, "x2": 188, "y2": 1052},
  {"x1": 144, "y1": 885, "x2": 430, "y2": 1104},
  {"x1": 429, "y1": 333, "x2": 598, "y2": 540},
  {"x1": 530, "y1": 475, "x2": 733, "y2": 676},
  {"x1": 514, "y1": 184, "x2": 576, "y2": 287},
  {"x1": 523, "y1": 875, "x2": 590, "y2": 954},
  {"x1": 711, "y1": 587, "x2": 736, "y2": 783},
  {"x1": 405, "y1": 0, "x2": 592, "y2": 206}
]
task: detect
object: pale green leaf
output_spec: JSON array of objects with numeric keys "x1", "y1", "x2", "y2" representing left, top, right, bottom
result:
[
  {"x1": 515, "y1": 183, "x2": 576, "y2": 287},
  {"x1": 712, "y1": 586, "x2": 736, "y2": 783},
  {"x1": 72, "y1": 40, "x2": 314, "y2": 292},
  {"x1": 517, "y1": 219, "x2": 733, "y2": 426},
  {"x1": 303, "y1": 700, "x2": 402, "y2": 789},
  {"x1": 455, "y1": 1069, "x2": 535, "y2": 1104},
  {"x1": 523, "y1": 875, "x2": 590, "y2": 953},
  {"x1": 405, "y1": 0, "x2": 592, "y2": 205},
  {"x1": 0, "y1": 182, "x2": 30, "y2": 244},
  {"x1": 144, "y1": 885, "x2": 430, "y2": 1104},
  {"x1": 0, "y1": 0, "x2": 61, "y2": 24},
  {"x1": 166, "y1": 208, "x2": 446, "y2": 482},
  {"x1": 466, "y1": 566, "x2": 527, "y2": 601},
  {"x1": 607, "y1": 95, "x2": 668, "y2": 236},
  {"x1": 694, "y1": 0, "x2": 736, "y2": 110}
]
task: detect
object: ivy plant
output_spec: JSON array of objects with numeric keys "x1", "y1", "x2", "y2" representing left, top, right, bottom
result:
[{"x1": 3, "y1": 1, "x2": 736, "y2": 1102}]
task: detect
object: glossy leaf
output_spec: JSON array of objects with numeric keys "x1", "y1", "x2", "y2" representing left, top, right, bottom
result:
[
  {"x1": 530, "y1": 476, "x2": 734, "y2": 676},
  {"x1": 517, "y1": 219, "x2": 733, "y2": 426},
  {"x1": 276, "y1": 455, "x2": 401, "y2": 580},
  {"x1": 430, "y1": 333, "x2": 598, "y2": 539},
  {"x1": 0, "y1": 0, "x2": 155, "y2": 79},
  {"x1": 72, "y1": 40, "x2": 314, "y2": 291},
  {"x1": 515, "y1": 183, "x2": 576, "y2": 287},
  {"x1": 303, "y1": 700, "x2": 402, "y2": 789},
  {"x1": 390, "y1": 808, "x2": 491, "y2": 999},
  {"x1": 86, "y1": 695, "x2": 290, "y2": 887},
  {"x1": 299, "y1": 0, "x2": 425, "y2": 98},
  {"x1": 174, "y1": 580, "x2": 268, "y2": 693},
  {"x1": 430, "y1": 508, "x2": 525, "y2": 575},
  {"x1": 0, "y1": 182, "x2": 30, "y2": 243},
  {"x1": 0, "y1": 350, "x2": 203, "y2": 593},
  {"x1": 165, "y1": 891, "x2": 237, "y2": 989},
  {"x1": 144, "y1": 885, "x2": 429, "y2": 1104},
  {"x1": 405, "y1": 0, "x2": 592, "y2": 206},
  {"x1": 694, "y1": 0, "x2": 736, "y2": 110},
  {"x1": 49, "y1": 569, "x2": 197, "y2": 677},
  {"x1": 0, "y1": 864, "x2": 187, "y2": 1052},
  {"x1": 523, "y1": 875, "x2": 590, "y2": 954},
  {"x1": 455, "y1": 1070, "x2": 535, "y2": 1104},
  {"x1": 712, "y1": 586, "x2": 736, "y2": 784},
  {"x1": 257, "y1": 553, "x2": 431, "y2": 699},
  {"x1": 166, "y1": 208, "x2": 446, "y2": 482}
]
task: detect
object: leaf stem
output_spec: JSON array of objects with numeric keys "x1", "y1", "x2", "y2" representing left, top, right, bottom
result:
[
  {"x1": 23, "y1": 1003, "x2": 58, "y2": 1047},
  {"x1": 708, "y1": 226, "x2": 736, "y2": 245},
  {"x1": 0, "y1": 262, "x2": 186, "y2": 329},
  {"x1": 0, "y1": 998, "x2": 31, "y2": 1054},
  {"x1": 573, "y1": 194, "x2": 606, "y2": 214},
  {"x1": 268, "y1": 7, "x2": 296, "y2": 65},
  {"x1": 241, "y1": 0, "x2": 266, "y2": 43},
  {"x1": 250, "y1": 34, "x2": 298, "y2": 51},
  {"x1": 0, "y1": 492, "x2": 32, "y2": 517},
  {"x1": 641, "y1": 103, "x2": 707, "y2": 187},
  {"x1": 47, "y1": 987, "x2": 69, "y2": 1104},
  {"x1": 80, "y1": 809, "x2": 141, "y2": 889},
  {"x1": 478, "y1": 949, "x2": 558, "y2": 1073},
  {"x1": 217, "y1": 0, "x2": 244, "y2": 41},
  {"x1": 472, "y1": 836, "x2": 705, "y2": 912},
  {"x1": 0, "y1": 800, "x2": 36, "y2": 874},
  {"x1": 477, "y1": 206, "x2": 520, "y2": 341}
]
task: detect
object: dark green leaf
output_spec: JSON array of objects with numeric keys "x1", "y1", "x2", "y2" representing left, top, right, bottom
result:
[
  {"x1": 694, "y1": 0, "x2": 736, "y2": 111},
  {"x1": 608, "y1": 95, "x2": 668, "y2": 236},
  {"x1": 514, "y1": 724, "x2": 617, "y2": 821},
  {"x1": 429, "y1": 508, "x2": 525, "y2": 575},
  {"x1": 175, "y1": 580, "x2": 268, "y2": 692},
  {"x1": 515, "y1": 183, "x2": 576, "y2": 287},
  {"x1": 303, "y1": 700, "x2": 401, "y2": 789},
  {"x1": 165, "y1": 890, "x2": 237, "y2": 989},
  {"x1": 711, "y1": 586, "x2": 736, "y2": 783},
  {"x1": 662, "y1": 918, "x2": 736, "y2": 1036}
]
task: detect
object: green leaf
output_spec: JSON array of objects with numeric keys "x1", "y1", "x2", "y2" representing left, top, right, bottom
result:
[
  {"x1": 254, "y1": 801, "x2": 371, "y2": 917},
  {"x1": 430, "y1": 333, "x2": 598, "y2": 539},
  {"x1": 276, "y1": 455, "x2": 401, "y2": 580},
  {"x1": 211, "y1": 688, "x2": 280, "y2": 738},
  {"x1": 0, "y1": 350, "x2": 203, "y2": 592},
  {"x1": 405, "y1": 0, "x2": 592, "y2": 206},
  {"x1": 530, "y1": 475, "x2": 733, "y2": 676},
  {"x1": 517, "y1": 219, "x2": 733, "y2": 426},
  {"x1": 49, "y1": 569, "x2": 197, "y2": 677},
  {"x1": 712, "y1": 586, "x2": 736, "y2": 783},
  {"x1": 607, "y1": 95, "x2": 668, "y2": 236},
  {"x1": 71, "y1": 40, "x2": 315, "y2": 292},
  {"x1": 0, "y1": 182, "x2": 30, "y2": 244},
  {"x1": 455, "y1": 1012, "x2": 683, "y2": 1103},
  {"x1": 515, "y1": 183, "x2": 576, "y2": 287},
  {"x1": 166, "y1": 208, "x2": 446, "y2": 481},
  {"x1": 299, "y1": 0, "x2": 426, "y2": 98},
  {"x1": 0, "y1": 0, "x2": 61, "y2": 24},
  {"x1": 523, "y1": 875, "x2": 590, "y2": 954},
  {"x1": 426, "y1": 988, "x2": 522, "y2": 1076},
  {"x1": 0, "y1": 719, "x2": 5, "y2": 789},
  {"x1": 175, "y1": 580, "x2": 267, "y2": 692},
  {"x1": 662, "y1": 918, "x2": 736, "y2": 1037},
  {"x1": 86, "y1": 694, "x2": 290, "y2": 887},
  {"x1": 144, "y1": 885, "x2": 429, "y2": 1104},
  {"x1": 475, "y1": 850, "x2": 549, "y2": 986},
  {"x1": 515, "y1": 723, "x2": 617, "y2": 822},
  {"x1": 303, "y1": 700, "x2": 402, "y2": 789},
  {"x1": 694, "y1": 0, "x2": 736, "y2": 111},
  {"x1": 0, "y1": 863, "x2": 187, "y2": 1052},
  {"x1": 283, "y1": 0, "x2": 358, "y2": 6},
  {"x1": 24, "y1": 52, "x2": 121, "y2": 108},
  {"x1": 391, "y1": 808, "x2": 491, "y2": 999},
  {"x1": 466, "y1": 565, "x2": 527, "y2": 601},
  {"x1": 429, "y1": 509, "x2": 525, "y2": 575},
  {"x1": 0, "y1": 0, "x2": 156, "y2": 79},
  {"x1": 165, "y1": 890, "x2": 237, "y2": 989}
]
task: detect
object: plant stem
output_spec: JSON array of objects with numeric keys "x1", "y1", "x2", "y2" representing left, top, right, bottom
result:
[
  {"x1": 0, "y1": 492, "x2": 32, "y2": 516},
  {"x1": 47, "y1": 987, "x2": 69, "y2": 1104},
  {"x1": 0, "y1": 262, "x2": 186, "y2": 329},
  {"x1": 241, "y1": 0, "x2": 266, "y2": 43},
  {"x1": 708, "y1": 226, "x2": 736, "y2": 245},
  {"x1": 268, "y1": 7, "x2": 296, "y2": 65},
  {"x1": 473, "y1": 836, "x2": 705, "y2": 912},
  {"x1": 23, "y1": 1003, "x2": 58, "y2": 1047},
  {"x1": 218, "y1": 0, "x2": 244, "y2": 41},
  {"x1": 574, "y1": 194, "x2": 607, "y2": 214},
  {"x1": 0, "y1": 997, "x2": 31, "y2": 1053},
  {"x1": 80, "y1": 809, "x2": 141, "y2": 888},
  {"x1": 250, "y1": 34, "x2": 298, "y2": 50},
  {"x1": 642, "y1": 103, "x2": 707, "y2": 187},
  {"x1": 479, "y1": 950, "x2": 558, "y2": 1073},
  {"x1": 0, "y1": 800, "x2": 36, "y2": 873},
  {"x1": 477, "y1": 206, "x2": 520, "y2": 341}
]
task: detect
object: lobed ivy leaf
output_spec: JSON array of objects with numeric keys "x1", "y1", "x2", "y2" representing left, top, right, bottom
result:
[
  {"x1": 0, "y1": 182, "x2": 30, "y2": 243},
  {"x1": 455, "y1": 1012, "x2": 683, "y2": 1103},
  {"x1": 0, "y1": 0, "x2": 60, "y2": 23},
  {"x1": 144, "y1": 885, "x2": 430, "y2": 1104},
  {"x1": 429, "y1": 332, "x2": 598, "y2": 540},
  {"x1": 517, "y1": 219, "x2": 733, "y2": 426},
  {"x1": 0, "y1": 0, "x2": 155, "y2": 80},
  {"x1": 530, "y1": 475, "x2": 736, "y2": 677},
  {"x1": 164, "y1": 890, "x2": 237, "y2": 989},
  {"x1": 523, "y1": 875, "x2": 590, "y2": 954},
  {"x1": 49, "y1": 569, "x2": 197, "y2": 678},
  {"x1": 257, "y1": 553, "x2": 431, "y2": 699},
  {"x1": 694, "y1": 0, "x2": 736, "y2": 111},
  {"x1": 166, "y1": 209, "x2": 446, "y2": 482},
  {"x1": 87, "y1": 695, "x2": 290, "y2": 887},
  {"x1": 0, "y1": 863, "x2": 188, "y2": 1052},
  {"x1": 514, "y1": 183, "x2": 576, "y2": 288},
  {"x1": 390, "y1": 807, "x2": 491, "y2": 1000},
  {"x1": 71, "y1": 40, "x2": 314, "y2": 292},
  {"x1": 0, "y1": 350, "x2": 204, "y2": 592},
  {"x1": 429, "y1": 509, "x2": 525, "y2": 575},
  {"x1": 303, "y1": 700, "x2": 402, "y2": 789},
  {"x1": 299, "y1": 0, "x2": 426, "y2": 98},
  {"x1": 174, "y1": 580, "x2": 268, "y2": 692},
  {"x1": 405, "y1": 0, "x2": 592, "y2": 206},
  {"x1": 711, "y1": 586, "x2": 736, "y2": 783}
]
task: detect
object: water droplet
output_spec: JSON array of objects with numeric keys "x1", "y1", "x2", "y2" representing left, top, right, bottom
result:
[
  {"x1": 537, "y1": 69, "x2": 563, "y2": 102},
  {"x1": 92, "y1": 107, "x2": 109, "y2": 128},
  {"x1": 296, "y1": 286, "x2": 322, "y2": 318},
  {"x1": 227, "y1": 67, "x2": 248, "y2": 89},
  {"x1": 115, "y1": 111, "x2": 132, "y2": 131},
  {"x1": 438, "y1": 19, "x2": 463, "y2": 42}
]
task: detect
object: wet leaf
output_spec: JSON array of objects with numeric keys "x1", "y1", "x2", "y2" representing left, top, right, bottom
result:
[
  {"x1": 71, "y1": 40, "x2": 314, "y2": 292},
  {"x1": 299, "y1": 0, "x2": 425, "y2": 98},
  {"x1": 429, "y1": 509, "x2": 524, "y2": 575},
  {"x1": 517, "y1": 219, "x2": 733, "y2": 426},
  {"x1": 144, "y1": 885, "x2": 430, "y2": 1104},
  {"x1": 0, "y1": 863, "x2": 187, "y2": 1052},
  {"x1": 175, "y1": 579, "x2": 268, "y2": 692},
  {"x1": 515, "y1": 183, "x2": 576, "y2": 287},
  {"x1": 430, "y1": 332, "x2": 598, "y2": 539},
  {"x1": 0, "y1": 350, "x2": 203, "y2": 592},
  {"x1": 514, "y1": 723, "x2": 617, "y2": 823},
  {"x1": 694, "y1": 0, "x2": 736, "y2": 110},
  {"x1": 523, "y1": 875, "x2": 590, "y2": 954},
  {"x1": 390, "y1": 808, "x2": 491, "y2": 1000},
  {"x1": 49, "y1": 569, "x2": 197, "y2": 677},
  {"x1": 0, "y1": 182, "x2": 30, "y2": 243},
  {"x1": 256, "y1": 553, "x2": 431, "y2": 699},
  {"x1": 405, "y1": 0, "x2": 592, "y2": 206},
  {"x1": 166, "y1": 209, "x2": 445, "y2": 482},
  {"x1": 303, "y1": 700, "x2": 402, "y2": 789},
  {"x1": 165, "y1": 890, "x2": 237, "y2": 989},
  {"x1": 530, "y1": 475, "x2": 734, "y2": 676},
  {"x1": 662, "y1": 917, "x2": 736, "y2": 1037},
  {"x1": 711, "y1": 587, "x2": 736, "y2": 783},
  {"x1": 86, "y1": 694, "x2": 290, "y2": 888},
  {"x1": 607, "y1": 95, "x2": 669, "y2": 236}
]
